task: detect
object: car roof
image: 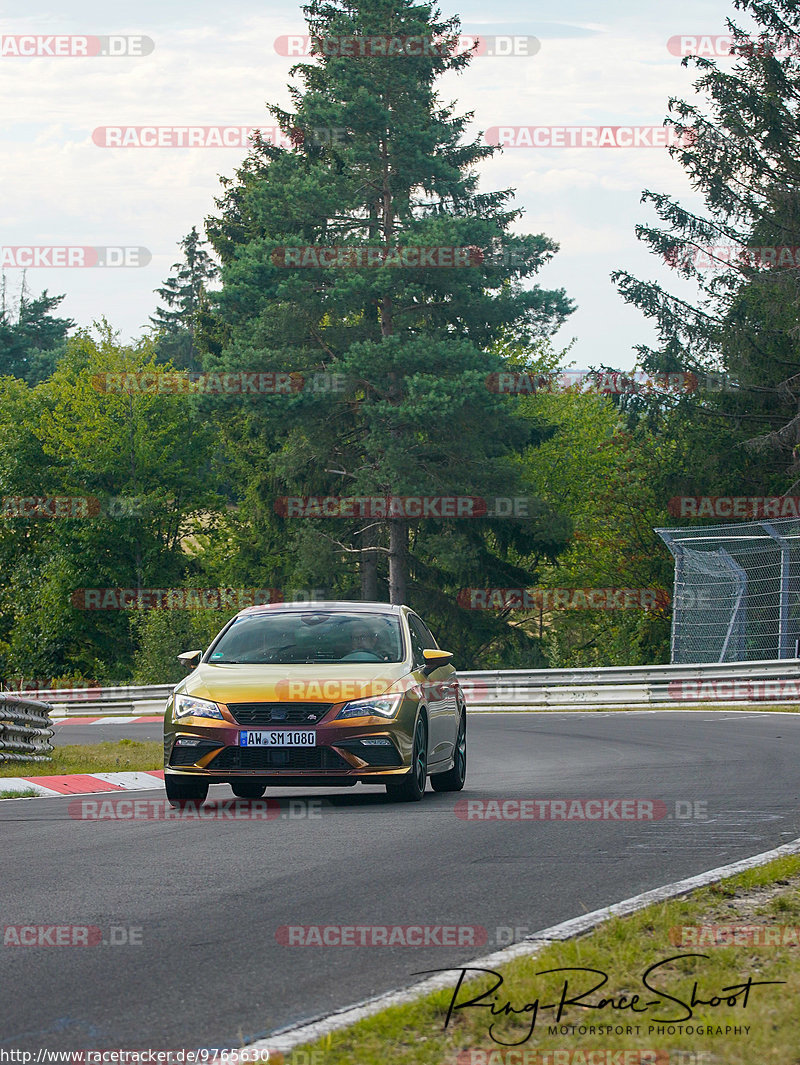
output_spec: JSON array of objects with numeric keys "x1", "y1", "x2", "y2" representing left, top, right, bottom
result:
[{"x1": 236, "y1": 600, "x2": 407, "y2": 619}]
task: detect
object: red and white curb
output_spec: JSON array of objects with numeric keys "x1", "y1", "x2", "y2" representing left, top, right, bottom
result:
[
  {"x1": 0, "y1": 770, "x2": 164, "y2": 797},
  {"x1": 245, "y1": 834, "x2": 800, "y2": 1057}
]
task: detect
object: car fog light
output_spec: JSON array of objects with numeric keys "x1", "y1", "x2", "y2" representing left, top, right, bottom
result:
[{"x1": 361, "y1": 738, "x2": 392, "y2": 746}]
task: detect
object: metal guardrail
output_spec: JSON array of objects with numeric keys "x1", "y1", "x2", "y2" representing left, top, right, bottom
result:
[
  {"x1": 1, "y1": 684, "x2": 171, "y2": 717},
  {"x1": 7, "y1": 658, "x2": 800, "y2": 714},
  {"x1": 0, "y1": 693, "x2": 54, "y2": 762},
  {"x1": 459, "y1": 658, "x2": 800, "y2": 708}
]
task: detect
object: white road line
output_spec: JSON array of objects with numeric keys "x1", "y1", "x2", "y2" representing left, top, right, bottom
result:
[{"x1": 245, "y1": 835, "x2": 800, "y2": 1056}]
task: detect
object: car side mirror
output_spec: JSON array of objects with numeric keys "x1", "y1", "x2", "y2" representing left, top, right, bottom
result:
[
  {"x1": 177, "y1": 650, "x2": 202, "y2": 670},
  {"x1": 421, "y1": 648, "x2": 454, "y2": 673}
]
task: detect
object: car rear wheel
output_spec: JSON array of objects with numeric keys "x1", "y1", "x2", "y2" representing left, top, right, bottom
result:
[
  {"x1": 231, "y1": 782, "x2": 267, "y2": 799},
  {"x1": 385, "y1": 715, "x2": 427, "y2": 802},
  {"x1": 165, "y1": 774, "x2": 209, "y2": 807},
  {"x1": 431, "y1": 711, "x2": 466, "y2": 792}
]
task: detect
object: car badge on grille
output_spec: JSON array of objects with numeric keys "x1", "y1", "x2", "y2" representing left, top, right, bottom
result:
[{"x1": 271, "y1": 709, "x2": 287, "y2": 721}]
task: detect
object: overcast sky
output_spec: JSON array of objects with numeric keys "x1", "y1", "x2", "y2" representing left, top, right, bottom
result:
[{"x1": 0, "y1": 0, "x2": 751, "y2": 369}]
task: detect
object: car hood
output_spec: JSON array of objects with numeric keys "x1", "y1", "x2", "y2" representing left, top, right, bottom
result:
[{"x1": 178, "y1": 661, "x2": 413, "y2": 705}]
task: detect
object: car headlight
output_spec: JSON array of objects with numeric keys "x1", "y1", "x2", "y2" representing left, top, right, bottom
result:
[
  {"x1": 173, "y1": 694, "x2": 224, "y2": 720},
  {"x1": 335, "y1": 694, "x2": 403, "y2": 720}
]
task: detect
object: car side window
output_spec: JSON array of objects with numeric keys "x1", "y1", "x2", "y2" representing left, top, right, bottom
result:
[
  {"x1": 408, "y1": 615, "x2": 435, "y2": 666},
  {"x1": 417, "y1": 618, "x2": 439, "y2": 649}
]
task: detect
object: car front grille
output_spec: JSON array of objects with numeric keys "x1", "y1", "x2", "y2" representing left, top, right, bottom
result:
[
  {"x1": 207, "y1": 746, "x2": 351, "y2": 772},
  {"x1": 226, "y1": 702, "x2": 333, "y2": 726}
]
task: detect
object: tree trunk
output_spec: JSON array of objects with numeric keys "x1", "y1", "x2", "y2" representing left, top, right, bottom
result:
[
  {"x1": 389, "y1": 519, "x2": 408, "y2": 604},
  {"x1": 379, "y1": 135, "x2": 409, "y2": 604},
  {"x1": 360, "y1": 524, "x2": 378, "y2": 600}
]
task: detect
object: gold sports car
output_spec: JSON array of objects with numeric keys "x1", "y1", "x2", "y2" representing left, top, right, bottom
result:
[{"x1": 163, "y1": 601, "x2": 467, "y2": 805}]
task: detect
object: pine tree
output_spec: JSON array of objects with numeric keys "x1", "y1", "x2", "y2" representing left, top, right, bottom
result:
[
  {"x1": 202, "y1": 0, "x2": 574, "y2": 630},
  {"x1": 612, "y1": 0, "x2": 800, "y2": 496},
  {"x1": 0, "y1": 275, "x2": 74, "y2": 385},
  {"x1": 151, "y1": 227, "x2": 219, "y2": 369}
]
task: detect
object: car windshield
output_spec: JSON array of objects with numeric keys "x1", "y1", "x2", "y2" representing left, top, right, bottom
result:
[{"x1": 206, "y1": 611, "x2": 405, "y2": 665}]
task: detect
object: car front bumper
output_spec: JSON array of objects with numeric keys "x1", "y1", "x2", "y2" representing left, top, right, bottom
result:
[{"x1": 163, "y1": 703, "x2": 417, "y2": 784}]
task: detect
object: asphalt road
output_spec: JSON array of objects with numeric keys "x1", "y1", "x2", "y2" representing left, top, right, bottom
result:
[
  {"x1": 2, "y1": 710, "x2": 799, "y2": 1051},
  {"x1": 50, "y1": 720, "x2": 163, "y2": 746}
]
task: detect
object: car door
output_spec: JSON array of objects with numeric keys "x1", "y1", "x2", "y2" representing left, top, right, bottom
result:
[{"x1": 407, "y1": 613, "x2": 457, "y2": 766}]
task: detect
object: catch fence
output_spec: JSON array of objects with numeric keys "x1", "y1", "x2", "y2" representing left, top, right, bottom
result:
[{"x1": 657, "y1": 517, "x2": 800, "y2": 663}]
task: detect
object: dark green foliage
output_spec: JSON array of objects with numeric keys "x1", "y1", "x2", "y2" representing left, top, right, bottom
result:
[
  {"x1": 151, "y1": 227, "x2": 219, "y2": 370},
  {"x1": 0, "y1": 280, "x2": 74, "y2": 385},
  {"x1": 200, "y1": 0, "x2": 574, "y2": 664}
]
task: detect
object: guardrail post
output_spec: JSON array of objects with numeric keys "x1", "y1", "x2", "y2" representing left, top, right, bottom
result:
[{"x1": 762, "y1": 522, "x2": 792, "y2": 660}]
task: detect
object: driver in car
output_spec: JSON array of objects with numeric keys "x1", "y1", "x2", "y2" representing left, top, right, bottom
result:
[{"x1": 341, "y1": 620, "x2": 387, "y2": 661}]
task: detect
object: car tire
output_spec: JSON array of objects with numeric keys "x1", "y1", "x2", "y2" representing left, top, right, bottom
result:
[
  {"x1": 231, "y1": 783, "x2": 267, "y2": 799},
  {"x1": 385, "y1": 715, "x2": 427, "y2": 802},
  {"x1": 165, "y1": 774, "x2": 209, "y2": 807},
  {"x1": 431, "y1": 711, "x2": 466, "y2": 792}
]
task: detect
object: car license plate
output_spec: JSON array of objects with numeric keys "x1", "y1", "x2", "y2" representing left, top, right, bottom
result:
[{"x1": 239, "y1": 730, "x2": 316, "y2": 747}]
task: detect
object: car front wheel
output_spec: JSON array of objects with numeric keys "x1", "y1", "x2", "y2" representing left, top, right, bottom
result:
[{"x1": 385, "y1": 715, "x2": 427, "y2": 803}]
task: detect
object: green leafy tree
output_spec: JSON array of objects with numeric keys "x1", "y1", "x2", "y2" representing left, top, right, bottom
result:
[
  {"x1": 0, "y1": 326, "x2": 224, "y2": 681},
  {"x1": 475, "y1": 340, "x2": 672, "y2": 666}
]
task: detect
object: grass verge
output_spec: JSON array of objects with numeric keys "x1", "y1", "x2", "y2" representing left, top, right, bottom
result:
[
  {"x1": 287, "y1": 855, "x2": 800, "y2": 1065},
  {"x1": 0, "y1": 739, "x2": 162, "y2": 777}
]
